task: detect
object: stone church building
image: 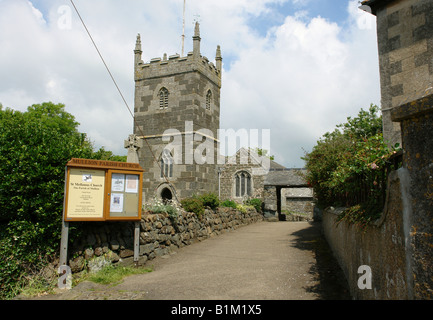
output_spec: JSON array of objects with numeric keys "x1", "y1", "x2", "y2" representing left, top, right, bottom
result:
[{"x1": 128, "y1": 22, "x2": 313, "y2": 219}]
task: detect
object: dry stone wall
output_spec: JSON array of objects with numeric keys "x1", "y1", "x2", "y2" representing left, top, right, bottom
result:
[{"x1": 68, "y1": 207, "x2": 263, "y2": 273}]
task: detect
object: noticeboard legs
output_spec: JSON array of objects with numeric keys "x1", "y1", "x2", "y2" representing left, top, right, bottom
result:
[
  {"x1": 58, "y1": 220, "x2": 72, "y2": 289},
  {"x1": 134, "y1": 221, "x2": 140, "y2": 266},
  {"x1": 59, "y1": 220, "x2": 69, "y2": 267}
]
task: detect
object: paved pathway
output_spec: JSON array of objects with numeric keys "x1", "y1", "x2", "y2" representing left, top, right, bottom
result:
[{"x1": 31, "y1": 221, "x2": 350, "y2": 300}]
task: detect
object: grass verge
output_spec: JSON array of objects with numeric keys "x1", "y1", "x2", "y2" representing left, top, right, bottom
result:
[{"x1": 17, "y1": 264, "x2": 153, "y2": 298}]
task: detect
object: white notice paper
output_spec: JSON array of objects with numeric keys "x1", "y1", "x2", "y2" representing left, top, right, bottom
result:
[
  {"x1": 125, "y1": 175, "x2": 139, "y2": 193},
  {"x1": 111, "y1": 174, "x2": 125, "y2": 192},
  {"x1": 110, "y1": 193, "x2": 124, "y2": 213}
]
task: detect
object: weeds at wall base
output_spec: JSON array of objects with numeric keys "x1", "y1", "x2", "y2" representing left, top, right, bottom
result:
[{"x1": 336, "y1": 203, "x2": 382, "y2": 232}]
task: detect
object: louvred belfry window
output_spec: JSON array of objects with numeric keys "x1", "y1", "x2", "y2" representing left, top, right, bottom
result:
[{"x1": 206, "y1": 90, "x2": 212, "y2": 110}]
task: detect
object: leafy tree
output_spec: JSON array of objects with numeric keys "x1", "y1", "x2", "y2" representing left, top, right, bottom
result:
[
  {"x1": 336, "y1": 104, "x2": 383, "y2": 141},
  {"x1": 0, "y1": 102, "x2": 124, "y2": 299},
  {"x1": 302, "y1": 129, "x2": 351, "y2": 207},
  {"x1": 91, "y1": 146, "x2": 127, "y2": 162},
  {"x1": 26, "y1": 102, "x2": 80, "y2": 135},
  {"x1": 302, "y1": 104, "x2": 400, "y2": 225}
]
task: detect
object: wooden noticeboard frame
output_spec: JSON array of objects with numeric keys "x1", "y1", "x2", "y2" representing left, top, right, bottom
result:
[{"x1": 64, "y1": 158, "x2": 143, "y2": 222}]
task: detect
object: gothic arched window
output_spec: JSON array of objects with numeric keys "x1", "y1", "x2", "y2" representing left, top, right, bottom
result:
[
  {"x1": 235, "y1": 171, "x2": 251, "y2": 197},
  {"x1": 206, "y1": 90, "x2": 212, "y2": 110},
  {"x1": 160, "y1": 149, "x2": 173, "y2": 178},
  {"x1": 159, "y1": 87, "x2": 169, "y2": 109}
]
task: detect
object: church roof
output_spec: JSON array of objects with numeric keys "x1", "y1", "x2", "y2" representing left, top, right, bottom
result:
[
  {"x1": 264, "y1": 169, "x2": 308, "y2": 187},
  {"x1": 269, "y1": 159, "x2": 286, "y2": 170},
  {"x1": 227, "y1": 148, "x2": 287, "y2": 170},
  {"x1": 225, "y1": 148, "x2": 309, "y2": 187}
]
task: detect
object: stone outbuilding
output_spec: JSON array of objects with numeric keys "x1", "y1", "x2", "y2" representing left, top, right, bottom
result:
[
  {"x1": 263, "y1": 168, "x2": 313, "y2": 220},
  {"x1": 218, "y1": 148, "x2": 313, "y2": 220}
]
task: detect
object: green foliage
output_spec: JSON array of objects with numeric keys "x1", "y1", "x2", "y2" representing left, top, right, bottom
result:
[
  {"x1": 220, "y1": 199, "x2": 237, "y2": 209},
  {"x1": 91, "y1": 146, "x2": 127, "y2": 162},
  {"x1": 180, "y1": 197, "x2": 205, "y2": 217},
  {"x1": 87, "y1": 265, "x2": 152, "y2": 286},
  {"x1": 181, "y1": 193, "x2": 220, "y2": 217},
  {"x1": 337, "y1": 204, "x2": 382, "y2": 231},
  {"x1": 244, "y1": 198, "x2": 263, "y2": 213},
  {"x1": 0, "y1": 102, "x2": 125, "y2": 299},
  {"x1": 220, "y1": 199, "x2": 260, "y2": 214},
  {"x1": 235, "y1": 204, "x2": 255, "y2": 214},
  {"x1": 26, "y1": 102, "x2": 80, "y2": 135},
  {"x1": 144, "y1": 198, "x2": 179, "y2": 220},
  {"x1": 302, "y1": 104, "x2": 401, "y2": 225},
  {"x1": 198, "y1": 192, "x2": 220, "y2": 210}
]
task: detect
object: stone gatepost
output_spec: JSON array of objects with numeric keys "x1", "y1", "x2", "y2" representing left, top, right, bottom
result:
[
  {"x1": 391, "y1": 90, "x2": 433, "y2": 299},
  {"x1": 263, "y1": 186, "x2": 278, "y2": 220}
]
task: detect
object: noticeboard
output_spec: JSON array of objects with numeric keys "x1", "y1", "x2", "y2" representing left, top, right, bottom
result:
[
  {"x1": 64, "y1": 158, "x2": 143, "y2": 221},
  {"x1": 107, "y1": 171, "x2": 141, "y2": 220},
  {"x1": 66, "y1": 168, "x2": 106, "y2": 221}
]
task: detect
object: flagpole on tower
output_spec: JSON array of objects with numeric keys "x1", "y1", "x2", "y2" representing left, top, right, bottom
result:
[{"x1": 182, "y1": 0, "x2": 186, "y2": 56}]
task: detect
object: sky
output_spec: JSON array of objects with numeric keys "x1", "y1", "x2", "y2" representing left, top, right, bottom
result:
[{"x1": 0, "y1": 0, "x2": 380, "y2": 168}]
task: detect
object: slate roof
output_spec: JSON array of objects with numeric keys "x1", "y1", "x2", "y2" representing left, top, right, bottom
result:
[
  {"x1": 226, "y1": 148, "x2": 309, "y2": 187},
  {"x1": 264, "y1": 168, "x2": 308, "y2": 187},
  {"x1": 269, "y1": 159, "x2": 287, "y2": 170}
]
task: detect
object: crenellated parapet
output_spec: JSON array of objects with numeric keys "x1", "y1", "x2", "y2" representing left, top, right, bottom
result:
[{"x1": 134, "y1": 22, "x2": 222, "y2": 88}]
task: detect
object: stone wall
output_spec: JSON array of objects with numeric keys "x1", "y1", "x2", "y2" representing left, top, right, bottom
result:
[
  {"x1": 68, "y1": 207, "x2": 263, "y2": 273},
  {"x1": 391, "y1": 92, "x2": 433, "y2": 299},
  {"x1": 371, "y1": 0, "x2": 433, "y2": 147},
  {"x1": 137, "y1": 135, "x2": 219, "y2": 201},
  {"x1": 322, "y1": 168, "x2": 412, "y2": 299},
  {"x1": 219, "y1": 149, "x2": 265, "y2": 201},
  {"x1": 358, "y1": 0, "x2": 433, "y2": 299},
  {"x1": 263, "y1": 185, "x2": 277, "y2": 217},
  {"x1": 284, "y1": 199, "x2": 314, "y2": 216},
  {"x1": 282, "y1": 187, "x2": 314, "y2": 216}
]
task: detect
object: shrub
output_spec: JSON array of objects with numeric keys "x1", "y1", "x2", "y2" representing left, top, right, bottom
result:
[
  {"x1": 180, "y1": 197, "x2": 204, "y2": 217},
  {"x1": 220, "y1": 200, "x2": 237, "y2": 209},
  {"x1": 0, "y1": 102, "x2": 125, "y2": 299},
  {"x1": 144, "y1": 198, "x2": 179, "y2": 219},
  {"x1": 245, "y1": 198, "x2": 262, "y2": 213},
  {"x1": 302, "y1": 104, "x2": 401, "y2": 226},
  {"x1": 198, "y1": 192, "x2": 219, "y2": 210},
  {"x1": 236, "y1": 204, "x2": 254, "y2": 214}
]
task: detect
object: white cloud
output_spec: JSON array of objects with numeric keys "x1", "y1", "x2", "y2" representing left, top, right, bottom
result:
[
  {"x1": 27, "y1": 0, "x2": 47, "y2": 25},
  {"x1": 221, "y1": 0, "x2": 380, "y2": 167},
  {"x1": 0, "y1": 0, "x2": 380, "y2": 168}
]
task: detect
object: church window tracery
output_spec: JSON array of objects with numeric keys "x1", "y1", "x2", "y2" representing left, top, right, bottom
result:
[
  {"x1": 160, "y1": 149, "x2": 173, "y2": 178},
  {"x1": 235, "y1": 171, "x2": 251, "y2": 197},
  {"x1": 159, "y1": 87, "x2": 169, "y2": 109}
]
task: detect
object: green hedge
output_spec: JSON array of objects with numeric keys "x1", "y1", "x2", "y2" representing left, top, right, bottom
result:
[{"x1": 0, "y1": 102, "x2": 124, "y2": 299}]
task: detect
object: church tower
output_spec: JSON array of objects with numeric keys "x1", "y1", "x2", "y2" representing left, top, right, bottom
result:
[{"x1": 133, "y1": 23, "x2": 222, "y2": 202}]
